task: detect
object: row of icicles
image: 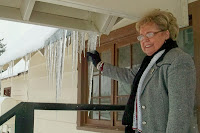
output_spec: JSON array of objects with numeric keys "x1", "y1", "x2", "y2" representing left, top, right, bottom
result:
[
  {"x1": 0, "y1": 30, "x2": 98, "y2": 103},
  {"x1": 44, "y1": 30, "x2": 98, "y2": 102}
]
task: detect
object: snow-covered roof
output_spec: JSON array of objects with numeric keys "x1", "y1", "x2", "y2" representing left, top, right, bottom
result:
[{"x1": 0, "y1": 19, "x2": 58, "y2": 66}]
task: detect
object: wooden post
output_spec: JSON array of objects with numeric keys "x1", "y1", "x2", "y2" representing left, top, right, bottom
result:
[{"x1": 189, "y1": 1, "x2": 200, "y2": 131}]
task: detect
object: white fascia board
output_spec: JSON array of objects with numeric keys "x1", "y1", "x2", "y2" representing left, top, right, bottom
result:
[
  {"x1": 38, "y1": 0, "x2": 136, "y2": 19},
  {"x1": 29, "y1": 11, "x2": 99, "y2": 33},
  {"x1": 38, "y1": 0, "x2": 190, "y2": 28},
  {"x1": 20, "y1": 0, "x2": 36, "y2": 21}
]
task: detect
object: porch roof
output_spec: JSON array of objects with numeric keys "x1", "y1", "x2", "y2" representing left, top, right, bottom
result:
[{"x1": 0, "y1": 0, "x2": 197, "y2": 35}]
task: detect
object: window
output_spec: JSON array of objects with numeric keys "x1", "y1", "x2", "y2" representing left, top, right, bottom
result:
[
  {"x1": 85, "y1": 41, "x2": 145, "y2": 129},
  {"x1": 4, "y1": 87, "x2": 11, "y2": 97},
  {"x1": 177, "y1": 26, "x2": 194, "y2": 57}
]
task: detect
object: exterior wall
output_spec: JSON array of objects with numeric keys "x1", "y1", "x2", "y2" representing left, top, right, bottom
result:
[
  {"x1": 1, "y1": 74, "x2": 28, "y2": 102},
  {"x1": 29, "y1": 45, "x2": 95, "y2": 133},
  {"x1": 1, "y1": 44, "x2": 95, "y2": 133}
]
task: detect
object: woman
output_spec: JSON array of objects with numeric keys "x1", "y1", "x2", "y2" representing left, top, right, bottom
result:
[{"x1": 87, "y1": 9, "x2": 198, "y2": 133}]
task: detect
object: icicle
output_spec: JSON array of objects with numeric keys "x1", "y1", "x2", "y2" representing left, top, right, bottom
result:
[
  {"x1": 88, "y1": 61, "x2": 94, "y2": 104},
  {"x1": 24, "y1": 53, "x2": 31, "y2": 80},
  {"x1": 98, "y1": 34, "x2": 101, "y2": 47},
  {"x1": 48, "y1": 43, "x2": 52, "y2": 85},
  {"x1": 83, "y1": 33, "x2": 86, "y2": 57},
  {"x1": 44, "y1": 45, "x2": 48, "y2": 73},
  {"x1": 63, "y1": 30, "x2": 67, "y2": 49},
  {"x1": 75, "y1": 31, "x2": 79, "y2": 73},
  {"x1": 56, "y1": 40, "x2": 62, "y2": 101},
  {"x1": 26, "y1": 54, "x2": 31, "y2": 102},
  {"x1": 52, "y1": 42, "x2": 57, "y2": 89},
  {"x1": 78, "y1": 32, "x2": 81, "y2": 63},
  {"x1": 45, "y1": 44, "x2": 50, "y2": 84},
  {"x1": 8, "y1": 61, "x2": 14, "y2": 77},
  {"x1": 66, "y1": 36, "x2": 69, "y2": 57},
  {"x1": 87, "y1": 32, "x2": 90, "y2": 52},
  {"x1": 67, "y1": 36, "x2": 71, "y2": 57},
  {"x1": 87, "y1": 32, "x2": 98, "y2": 104},
  {"x1": 6, "y1": 61, "x2": 14, "y2": 83},
  {"x1": 61, "y1": 32, "x2": 66, "y2": 85},
  {"x1": 78, "y1": 31, "x2": 85, "y2": 63},
  {"x1": 45, "y1": 41, "x2": 55, "y2": 89},
  {"x1": 72, "y1": 31, "x2": 76, "y2": 70},
  {"x1": 55, "y1": 33, "x2": 66, "y2": 102},
  {"x1": 0, "y1": 66, "x2": 3, "y2": 79}
]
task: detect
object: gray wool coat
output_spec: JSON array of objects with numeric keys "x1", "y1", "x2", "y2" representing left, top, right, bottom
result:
[{"x1": 102, "y1": 48, "x2": 198, "y2": 133}]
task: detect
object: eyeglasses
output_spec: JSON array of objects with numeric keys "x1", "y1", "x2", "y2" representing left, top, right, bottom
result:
[{"x1": 137, "y1": 30, "x2": 164, "y2": 41}]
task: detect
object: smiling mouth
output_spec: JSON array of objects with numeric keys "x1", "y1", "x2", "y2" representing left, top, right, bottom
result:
[{"x1": 145, "y1": 44, "x2": 153, "y2": 48}]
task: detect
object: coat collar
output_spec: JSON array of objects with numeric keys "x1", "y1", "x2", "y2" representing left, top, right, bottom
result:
[{"x1": 141, "y1": 47, "x2": 183, "y2": 95}]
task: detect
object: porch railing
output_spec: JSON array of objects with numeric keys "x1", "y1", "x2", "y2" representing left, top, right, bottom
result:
[{"x1": 0, "y1": 102, "x2": 125, "y2": 133}]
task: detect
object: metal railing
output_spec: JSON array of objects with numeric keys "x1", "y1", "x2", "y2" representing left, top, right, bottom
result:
[{"x1": 0, "y1": 102, "x2": 125, "y2": 133}]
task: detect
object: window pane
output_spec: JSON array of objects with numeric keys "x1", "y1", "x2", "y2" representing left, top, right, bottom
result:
[
  {"x1": 89, "y1": 111, "x2": 99, "y2": 120},
  {"x1": 100, "y1": 98, "x2": 111, "y2": 120},
  {"x1": 92, "y1": 75, "x2": 99, "y2": 97},
  {"x1": 101, "y1": 50, "x2": 111, "y2": 63},
  {"x1": 89, "y1": 98, "x2": 99, "y2": 120},
  {"x1": 117, "y1": 97, "x2": 129, "y2": 121},
  {"x1": 132, "y1": 43, "x2": 145, "y2": 65},
  {"x1": 101, "y1": 75, "x2": 111, "y2": 96},
  {"x1": 118, "y1": 45, "x2": 131, "y2": 68},
  {"x1": 118, "y1": 81, "x2": 131, "y2": 96},
  {"x1": 177, "y1": 27, "x2": 194, "y2": 57},
  {"x1": 100, "y1": 98, "x2": 111, "y2": 104}
]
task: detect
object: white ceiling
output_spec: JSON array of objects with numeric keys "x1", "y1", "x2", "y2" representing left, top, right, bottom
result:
[{"x1": 0, "y1": 0, "x2": 196, "y2": 34}]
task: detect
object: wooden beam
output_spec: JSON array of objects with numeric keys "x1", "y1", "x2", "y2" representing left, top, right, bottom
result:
[
  {"x1": 20, "y1": 0, "x2": 36, "y2": 21},
  {"x1": 31, "y1": 51, "x2": 37, "y2": 57},
  {"x1": 0, "y1": 5, "x2": 98, "y2": 33},
  {"x1": 29, "y1": 11, "x2": 99, "y2": 33},
  {"x1": 38, "y1": 48, "x2": 45, "y2": 56}
]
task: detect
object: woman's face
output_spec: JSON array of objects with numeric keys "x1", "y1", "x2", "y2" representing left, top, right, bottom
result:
[{"x1": 139, "y1": 22, "x2": 170, "y2": 56}]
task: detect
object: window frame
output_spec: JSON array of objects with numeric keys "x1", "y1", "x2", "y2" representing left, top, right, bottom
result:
[{"x1": 4, "y1": 87, "x2": 11, "y2": 97}]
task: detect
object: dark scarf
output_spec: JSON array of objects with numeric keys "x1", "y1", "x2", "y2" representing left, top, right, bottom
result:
[{"x1": 122, "y1": 38, "x2": 178, "y2": 132}]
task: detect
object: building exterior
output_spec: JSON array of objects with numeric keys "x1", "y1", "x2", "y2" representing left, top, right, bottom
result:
[{"x1": 0, "y1": 1, "x2": 200, "y2": 133}]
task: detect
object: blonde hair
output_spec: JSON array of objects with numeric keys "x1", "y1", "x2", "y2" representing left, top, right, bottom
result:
[{"x1": 136, "y1": 9, "x2": 179, "y2": 40}]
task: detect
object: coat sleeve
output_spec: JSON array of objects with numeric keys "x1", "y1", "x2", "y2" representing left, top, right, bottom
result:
[
  {"x1": 166, "y1": 54, "x2": 196, "y2": 133},
  {"x1": 102, "y1": 62, "x2": 140, "y2": 84}
]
